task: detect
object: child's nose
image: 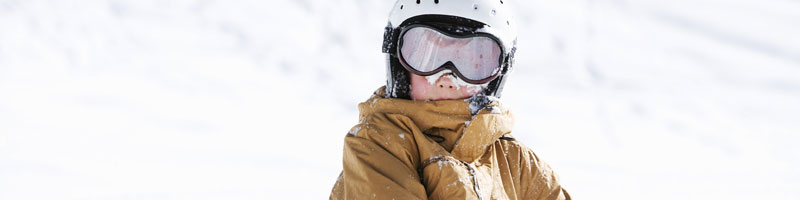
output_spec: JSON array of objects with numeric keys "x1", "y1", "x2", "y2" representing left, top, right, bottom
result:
[{"x1": 436, "y1": 73, "x2": 458, "y2": 90}]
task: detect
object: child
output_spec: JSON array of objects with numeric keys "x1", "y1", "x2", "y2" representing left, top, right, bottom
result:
[{"x1": 331, "y1": 0, "x2": 570, "y2": 199}]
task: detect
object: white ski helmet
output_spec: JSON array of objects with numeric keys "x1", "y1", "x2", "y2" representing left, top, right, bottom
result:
[{"x1": 382, "y1": 0, "x2": 518, "y2": 99}]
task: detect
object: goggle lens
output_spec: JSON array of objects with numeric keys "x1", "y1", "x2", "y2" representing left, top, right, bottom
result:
[{"x1": 398, "y1": 26, "x2": 503, "y2": 84}]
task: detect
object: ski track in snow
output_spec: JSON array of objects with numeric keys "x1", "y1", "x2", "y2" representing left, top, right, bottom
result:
[{"x1": 0, "y1": 0, "x2": 798, "y2": 199}]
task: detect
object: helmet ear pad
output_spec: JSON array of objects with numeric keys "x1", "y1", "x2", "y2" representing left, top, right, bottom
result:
[{"x1": 385, "y1": 55, "x2": 411, "y2": 99}]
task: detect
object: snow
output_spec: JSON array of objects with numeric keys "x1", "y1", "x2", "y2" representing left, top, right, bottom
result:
[
  {"x1": 423, "y1": 69, "x2": 491, "y2": 93},
  {"x1": 1, "y1": 0, "x2": 799, "y2": 199},
  {"x1": 347, "y1": 126, "x2": 361, "y2": 136},
  {"x1": 425, "y1": 69, "x2": 453, "y2": 86}
]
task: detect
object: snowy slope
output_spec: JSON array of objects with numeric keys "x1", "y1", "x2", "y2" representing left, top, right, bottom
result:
[
  {"x1": 503, "y1": 0, "x2": 800, "y2": 199},
  {"x1": 1, "y1": 0, "x2": 798, "y2": 199}
]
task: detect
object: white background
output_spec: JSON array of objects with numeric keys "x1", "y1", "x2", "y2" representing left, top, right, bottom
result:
[{"x1": 1, "y1": 0, "x2": 799, "y2": 199}]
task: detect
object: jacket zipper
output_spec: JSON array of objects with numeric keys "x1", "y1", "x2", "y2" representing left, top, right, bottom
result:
[{"x1": 460, "y1": 160, "x2": 483, "y2": 200}]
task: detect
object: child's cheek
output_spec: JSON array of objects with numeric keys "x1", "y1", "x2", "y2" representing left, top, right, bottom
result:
[{"x1": 410, "y1": 74, "x2": 432, "y2": 100}]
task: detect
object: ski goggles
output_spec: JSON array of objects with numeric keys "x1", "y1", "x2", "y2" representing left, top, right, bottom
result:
[{"x1": 397, "y1": 25, "x2": 505, "y2": 84}]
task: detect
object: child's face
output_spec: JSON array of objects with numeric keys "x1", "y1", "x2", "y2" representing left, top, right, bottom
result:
[{"x1": 409, "y1": 70, "x2": 485, "y2": 101}]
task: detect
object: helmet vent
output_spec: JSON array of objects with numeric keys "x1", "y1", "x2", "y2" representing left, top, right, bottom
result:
[
  {"x1": 400, "y1": 5, "x2": 404, "y2": 9},
  {"x1": 500, "y1": 0, "x2": 504, "y2": 4},
  {"x1": 434, "y1": 0, "x2": 439, "y2": 4},
  {"x1": 473, "y1": 4, "x2": 478, "y2": 10},
  {"x1": 491, "y1": 9, "x2": 496, "y2": 15},
  {"x1": 416, "y1": 0, "x2": 420, "y2": 4}
]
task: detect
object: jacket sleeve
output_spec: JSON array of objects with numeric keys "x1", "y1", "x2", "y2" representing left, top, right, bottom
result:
[
  {"x1": 330, "y1": 123, "x2": 428, "y2": 200},
  {"x1": 517, "y1": 145, "x2": 571, "y2": 200}
]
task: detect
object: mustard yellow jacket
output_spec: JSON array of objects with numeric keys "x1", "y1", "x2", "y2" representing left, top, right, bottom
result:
[{"x1": 331, "y1": 87, "x2": 570, "y2": 200}]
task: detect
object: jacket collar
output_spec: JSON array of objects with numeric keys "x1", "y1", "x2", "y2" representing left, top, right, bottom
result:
[{"x1": 359, "y1": 87, "x2": 515, "y2": 162}]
